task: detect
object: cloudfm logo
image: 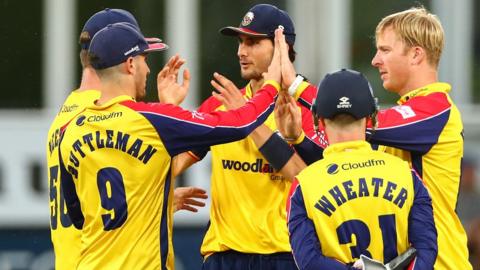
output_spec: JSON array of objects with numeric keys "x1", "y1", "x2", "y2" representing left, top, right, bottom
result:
[{"x1": 326, "y1": 163, "x2": 339, "y2": 175}]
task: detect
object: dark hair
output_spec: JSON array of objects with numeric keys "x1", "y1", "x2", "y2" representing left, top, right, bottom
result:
[
  {"x1": 78, "y1": 31, "x2": 92, "y2": 68},
  {"x1": 79, "y1": 50, "x2": 90, "y2": 68},
  {"x1": 87, "y1": 52, "x2": 101, "y2": 70}
]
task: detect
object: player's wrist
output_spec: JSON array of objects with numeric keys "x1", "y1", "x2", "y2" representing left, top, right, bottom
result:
[
  {"x1": 263, "y1": 80, "x2": 281, "y2": 91},
  {"x1": 287, "y1": 74, "x2": 305, "y2": 96},
  {"x1": 283, "y1": 130, "x2": 305, "y2": 145}
]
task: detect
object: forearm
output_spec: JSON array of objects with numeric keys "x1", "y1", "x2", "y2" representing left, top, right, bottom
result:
[
  {"x1": 172, "y1": 152, "x2": 198, "y2": 177},
  {"x1": 253, "y1": 129, "x2": 307, "y2": 179},
  {"x1": 292, "y1": 136, "x2": 323, "y2": 165}
]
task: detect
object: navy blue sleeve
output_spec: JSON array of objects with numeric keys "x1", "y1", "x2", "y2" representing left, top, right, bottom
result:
[
  {"x1": 367, "y1": 94, "x2": 451, "y2": 154},
  {"x1": 189, "y1": 147, "x2": 210, "y2": 160},
  {"x1": 123, "y1": 83, "x2": 278, "y2": 157},
  {"x1": 408, "y1": 170, "x2": 437, "y2": 269},
  {"x1": 292, "y1": 136, "x2": 323, "y2": 165},
  {"x1": 288, "y1": 183, "x2": 355, "y2": 270}
]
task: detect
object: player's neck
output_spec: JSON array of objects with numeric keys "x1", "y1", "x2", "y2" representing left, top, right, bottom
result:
[
  {"x1": 95, "y1": 78, "x2": 133, "y2": 105},
  {"x1": 249, "y1": 78, "x2": 265, "y2": 95},
  {"x1": 324, "y1": 120, "x2": 366, "y2": 145},
  {"x1": 398, "y1": 66, "x2": 438, "y2": 97},
  {"x1": 78, "y1": 66, "x2": 101, "y2": 91}
]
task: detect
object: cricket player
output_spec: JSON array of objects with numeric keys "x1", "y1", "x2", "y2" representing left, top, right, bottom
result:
[
  {"x1": 281, "y1": 7, "x2": 471, "y2": 270},
  {"x1": 46, "y1": 8, "x2": 206, "y2": 269},
  {"x1": 59, "y1": 24, "x2": 285, "y2": 269},
  {"x1": 173, "y1": 4, "x2": 325, "y2": 269},
  {"x1": 262, "y1": 69, "x2": 437, "y2": 269}
]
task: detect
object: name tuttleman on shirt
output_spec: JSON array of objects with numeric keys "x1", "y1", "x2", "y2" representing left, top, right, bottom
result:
[{"x1": 65, "y1": 130, "x2": 158, "y2": 179}]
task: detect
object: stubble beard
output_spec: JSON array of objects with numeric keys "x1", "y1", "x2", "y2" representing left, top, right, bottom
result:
[{"x1": 240, "y1": 69, "x2": 263, "y2": 81}]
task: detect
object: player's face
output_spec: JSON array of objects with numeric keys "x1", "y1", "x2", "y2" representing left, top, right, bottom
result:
[
  {"x1": 371, "y1": 27, "x2": 412, "y2": 95},
  {"x1": 133, "y1": 54, "x2": 150, "y2": 100},
  {"x1": 237, "y1": 35, "x2": 274, "y2": 81}
]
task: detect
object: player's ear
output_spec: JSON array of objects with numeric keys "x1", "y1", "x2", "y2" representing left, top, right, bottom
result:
[
  {"x1": 125, "y1": 57, "x2": 135, "y2": 74},
  {"x1": 411, "y1": 46, "x2": 425, "y2": 65}
]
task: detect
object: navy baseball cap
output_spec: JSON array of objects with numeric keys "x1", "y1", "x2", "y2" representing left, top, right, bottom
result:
[
  {"x1": 88, "y1": 22, "x2": 167, "y2": 69},
  {"x1": 220, "y1": 4, "x2": 296, "y2": 45},
  {"x1": 313, "y1": 69, "x2": 377, "y2": 119},
  {"x1": 80, "y1": 8, "x2": 162, "y2": 49}
]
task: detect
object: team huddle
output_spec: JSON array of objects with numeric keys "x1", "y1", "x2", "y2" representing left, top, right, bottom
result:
[{"x1": 46, "y1": 3, "x2": 472, "y2": 270}]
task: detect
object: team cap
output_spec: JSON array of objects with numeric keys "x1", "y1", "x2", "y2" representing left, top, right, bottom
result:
[
  {"x1": 80, "y1": 8, "x2": 163, "y2": 49},
  {"x1": 313, "y1": 69, "x2": 377, "y2": 119},
  {"x1": 220, "y1": 4, "x2": 296, "y2": 45},
  {"x1": 88, "y1": 22, "x2": 167, "y2": 69}
]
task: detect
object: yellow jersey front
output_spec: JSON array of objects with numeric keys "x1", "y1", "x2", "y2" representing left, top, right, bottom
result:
[
  {"x1": 195, "y1": 83, "x2": 323, "y2": 256},
  {"x1": 45, "y1": 89, "x2": 100, "y2": 270}
]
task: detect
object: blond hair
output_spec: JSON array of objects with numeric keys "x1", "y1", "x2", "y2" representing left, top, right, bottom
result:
[{"x1": 375, "y1": 7, "x2": 444, "y2": 67}]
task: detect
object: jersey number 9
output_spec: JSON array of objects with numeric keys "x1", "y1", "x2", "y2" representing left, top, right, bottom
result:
[{"x1": 97, "y1": 167, "x2": 128, "y2": 231}]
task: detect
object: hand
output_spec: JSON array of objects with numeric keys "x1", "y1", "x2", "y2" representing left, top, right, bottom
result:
[
  {"x1": 210, "y1": 72, "x2": 246, "y2": 109},
  {"x1": 278, "y1": 31, "x2": 296, "y2": 90},
  {"x1": 352, "y1": 259, "x2": 364, "y2": 269},
  {"x1": 263, "y1": 28, "x2": 282, "y2": 85},
  {"x1": 157, "y1": 54, "x2": 190, "y2": 105},
  {"x1": 173, "y1": 186, "x2": 208, "y2": 213},
  {"x1": 274, "y1": 92, "x2": 302, "y2": 140}
]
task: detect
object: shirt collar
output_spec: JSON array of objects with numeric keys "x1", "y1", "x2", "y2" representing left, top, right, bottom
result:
[
  {"x1": 245, "y1": 83, "x2": 253, "y2": 99},
  {"x1": 397, "y1": 82, "x2": 451, "y2": 104},
  {"x1": 323, "y1": 140, "x2": 372, "y2": 158},
  {"x1": 88, "y1": 95, "x2": 134, "y2": 110}
]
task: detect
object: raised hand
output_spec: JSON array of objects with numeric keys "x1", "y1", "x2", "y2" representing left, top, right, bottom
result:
[
  {"x1": 263, "y1": 28, "x2": 283, "y2": 85},
  {"x1": 173, "y1": 186, "x2": 208, "y2": 213},
  {"x1": 157, "y1": 54, "x2": 190, "y2": 105},
  {"x1": 274, "y1": 92, "x2": 302, "y2": 140},
  {"x1": 211, "y1": 72, "x2": 246, "y2": 109},
  {"x1": 278, "y1": 29, "x2": 297, "y2": 90}
]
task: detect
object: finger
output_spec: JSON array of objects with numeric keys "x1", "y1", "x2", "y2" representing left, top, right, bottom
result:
[
  {"x1": 165, "y1": 55, "x2": 178, "y2": 69},
  {"x1": 272, "y1": 29, "x2": 281, "y2": 63},
  {"x1": 213, "y1": 72, "x2": 238, "y2": 92},
  {"x1": 287, "y1": 102, "x2": 297, "y2": 115},
  {"x1": 189, "y1": 187, "x2": 207, "y2": 195},
  {"x1": 279, "y1": 29, "x2": 289, "y2": 63},
  {"x1": 185, "y1": 198, "x2": 206, "y2": 207},
  {"x1": 158, "y1": 66, "x2": 170, "y2": 79},
  {"x1": 181, "y1": 205, "x2": 199, "y2": 212},
  {"x1": 189, "y1": 192, "x2": 208, "y2": 199},
  {"x1": 182, "y1": 68, "x2": 190, "y2": 90},
  {"x1": 173, "y1": 59, "x2": 186, "y2": 71},
  {"x1": 170, "y1": 59, "x2": 186, "y2": 77},
  {"x1": 211, "y1": 79, "x2": 226, "y2": 95},
  {"x1": 211, "y1": 91, "x2": 226, "y2": 103}
]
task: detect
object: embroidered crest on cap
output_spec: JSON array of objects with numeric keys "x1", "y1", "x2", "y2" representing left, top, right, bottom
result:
[{"x1": 241, "y1": 11, "x2": 254, "y2": 26}]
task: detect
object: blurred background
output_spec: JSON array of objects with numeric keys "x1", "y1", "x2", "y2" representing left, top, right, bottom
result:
[{"x1": 1, "y1": 0, "x2": 480, "y2": 269}]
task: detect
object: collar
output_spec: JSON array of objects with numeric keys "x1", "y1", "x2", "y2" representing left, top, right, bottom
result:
[
  {"x1": 397, "y1": 82, "x2": 451, "y2": 104},
  {"x1": 323, "y1": 140, "x2": 372, "y2": 158},
  {"x1": 88, "y1": 95, "x2": 135, "y2": 110},
  {"x1": 244, "y1": 83, "x2": 253, "y2": 99}
]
